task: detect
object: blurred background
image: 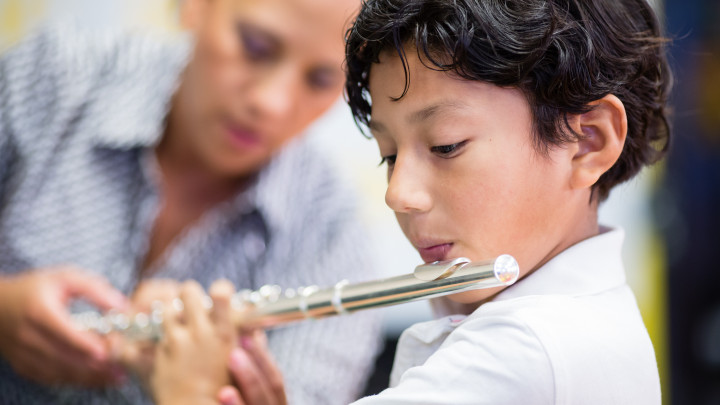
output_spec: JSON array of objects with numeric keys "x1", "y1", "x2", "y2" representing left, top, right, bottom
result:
[{"x1": 0, "y1": 0, "x2": 717, "y2": 403}]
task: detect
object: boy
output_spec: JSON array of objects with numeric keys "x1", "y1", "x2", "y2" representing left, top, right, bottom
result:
[{"x1": 150, "y1": 0, "x2": 671, "y2": 403}]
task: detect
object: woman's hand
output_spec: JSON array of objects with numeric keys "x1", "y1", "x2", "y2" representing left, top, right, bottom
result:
[
  {"x1": 151, "y1": 280, "x2": 237, "y2": 405},
  {"x1": 0, "y1": 268, "x2": 128, "y2": 387},
  {"x1": 218, "y1": 330, "x2": 288, "y2": 405}
]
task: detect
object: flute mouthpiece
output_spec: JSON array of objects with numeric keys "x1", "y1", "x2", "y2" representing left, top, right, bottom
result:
[{"x1": 493, "y1": 254, "x2": 520, "y2": 285}]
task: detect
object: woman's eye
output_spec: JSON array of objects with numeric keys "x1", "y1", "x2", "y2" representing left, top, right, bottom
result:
[
  {"x1": 307, "y1": 68, "x2": 338, "y2": 90},
  {"x1": 430, "y1": 141, "x2": 468, "y2": 157},
  {"x1": 379, "y1": 155, "x2": 397, "y2": 166},
  {"x1": 237, "y1": 24, "x2": 277, "y2": 61}
]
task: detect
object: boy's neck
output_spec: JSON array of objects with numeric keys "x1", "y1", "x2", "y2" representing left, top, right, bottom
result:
[
  {"x1": 447, "y1": 198, "x2": 601, "y2": 315},
  {"x1": 532, "y1": 198, "x2": 600, "y2": 274}
]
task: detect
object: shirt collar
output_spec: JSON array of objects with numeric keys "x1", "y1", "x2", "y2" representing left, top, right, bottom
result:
[
  {"x1": 493, "y1": 226, "x2": 627, "y2": 302},
  {"x1": 240, "y1": 136, "x2": 308, "y2": 236},
  {"x1": 89, "y1": 32, "x2": 193, "y2": 149},
  {"x1": 135, "y1": 138, "x2": 298, "y2": 238}
]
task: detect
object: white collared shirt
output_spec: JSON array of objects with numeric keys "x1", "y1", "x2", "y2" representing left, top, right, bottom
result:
[{"x1": 354, "y1": 227, "x2": 661, "y2": 404}]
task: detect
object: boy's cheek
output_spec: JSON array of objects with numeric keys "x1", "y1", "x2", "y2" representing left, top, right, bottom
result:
[{"x1": 446, "y1": 285, "x2": 507, "y2": 305}]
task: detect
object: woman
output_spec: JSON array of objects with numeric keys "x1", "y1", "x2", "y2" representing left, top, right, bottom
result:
[{"x1": 0, "y1": 0, "x2": 380, "y2": 403}]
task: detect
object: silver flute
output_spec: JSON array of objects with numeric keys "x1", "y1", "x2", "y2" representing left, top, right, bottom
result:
[{"x1": 72, "y1": 255, "x2": 519, "y2": 341}]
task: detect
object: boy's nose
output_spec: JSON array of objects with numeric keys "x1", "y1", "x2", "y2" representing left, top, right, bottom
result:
[{"x1": 385, "y1": 157, "x2": 433, "y2": 214}]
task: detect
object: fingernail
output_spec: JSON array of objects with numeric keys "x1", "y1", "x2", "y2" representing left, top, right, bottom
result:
[
  {"x1": 256, "y1": 330, "x2": 268, "y2": 348},
  {"x1": 218, "y1": 387, "x2": 235, "y2": 405},
  {"x1": 91, "y1": 347, "x2": 108, "y2": 363},
  {"x1": 219, "y1": 396, "x2": 235, "y2": 405},
  {"x1": 241, "y1": 336, "x2": 253, "y2": 350},
  {"x1": 229, "y1": 348, "x2": 245, "y2": 371},
  {"x1": 115, "y1": 293, "x2": 130, "y2": 309}
]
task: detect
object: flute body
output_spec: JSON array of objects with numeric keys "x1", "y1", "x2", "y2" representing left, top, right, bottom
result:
[
  {"x1": 240, "y1": 255, "x2": 519, "y2": 328},
  {"x1": 73, "y1": 255, "x2": 519, "y2": 340}
]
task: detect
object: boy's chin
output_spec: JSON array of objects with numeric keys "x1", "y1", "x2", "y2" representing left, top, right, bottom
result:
[{"x1": 447, "y1": 285, "x2": 508, "y2": 306}]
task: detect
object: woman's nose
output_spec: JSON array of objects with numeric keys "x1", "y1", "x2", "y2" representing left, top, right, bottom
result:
[
  {"x1": 247, "y1": 66, "x2": 297, "y2": 120},
  {"x1": 384, "y1": 157, "x2": 433, "y2": 214}
]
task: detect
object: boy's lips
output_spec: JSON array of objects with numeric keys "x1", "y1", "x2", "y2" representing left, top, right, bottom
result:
[{"x1": 416, "y1": 242, "x2": 454, "y2": 263}]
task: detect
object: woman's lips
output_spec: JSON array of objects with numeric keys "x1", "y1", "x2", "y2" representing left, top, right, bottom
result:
[
  {"x1": 417, "y1": 243, "x2": 453, "y2": 263},
  {"x1": 225, "y1": 123, "x2": 262, "y2": 150}
]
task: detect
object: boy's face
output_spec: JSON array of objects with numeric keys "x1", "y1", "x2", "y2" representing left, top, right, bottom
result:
[{"x1": 369, "y1": 51, "x2": 591, "y2": 303}]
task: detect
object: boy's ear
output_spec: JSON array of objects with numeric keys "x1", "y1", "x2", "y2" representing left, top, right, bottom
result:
[
  {"x1": 568, "y1": 94, "x2": 627, "y2": 190},
  {"x1": 180, "y1": 0, "x2": 210, "y2": 31}
]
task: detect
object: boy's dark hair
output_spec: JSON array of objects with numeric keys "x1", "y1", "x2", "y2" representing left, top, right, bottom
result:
[{"x1": 345, "y1": 0, "x2": 671, "y2": 201}]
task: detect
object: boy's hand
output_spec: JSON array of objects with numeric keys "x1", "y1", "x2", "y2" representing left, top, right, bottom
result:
[
  {"x1": 116, "y1": 278, "x2": 183, "y2": 384},
  {"x1": 151, "y1": 280, "x2": 237, "y2": 405},
  {"x1": 0, "y1": 268, "x2": 128, "y2": 387},
  {"x1": 218, "y1": 330, "x2": 288, "y2": 405},
  {"x1": 130, "y1": 278, "x2": 182, "y2": 312}
]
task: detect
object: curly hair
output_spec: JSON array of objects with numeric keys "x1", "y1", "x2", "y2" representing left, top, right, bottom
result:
[{"x1": 345, "y1": 0, "x2": 671, "y2": 201}]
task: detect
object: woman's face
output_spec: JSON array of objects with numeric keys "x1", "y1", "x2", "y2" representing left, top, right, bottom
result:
[
  {"x1": 368, "y1": 51, "x2": 590, "y2": 304},
  {"x1": 172, "y1": 0, "x2": 357, "y2": 176}
]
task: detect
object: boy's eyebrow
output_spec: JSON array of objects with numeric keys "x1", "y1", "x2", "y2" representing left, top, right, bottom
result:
[
  {"x1": 408, "y1": 100, "x2": 470, "y2": 124},
  {"x1": 368, "y1": 100, "x2": 469, "y2": 133}
]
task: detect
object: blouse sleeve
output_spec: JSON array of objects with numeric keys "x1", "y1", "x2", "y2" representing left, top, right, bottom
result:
[
  {"x1": 0, "y1": 37, "x2": 23, "y2": 204},
  {"x1": 0, "y1": 23, "x2": 76, "y2": 203},
  {"x1": 0, "y1": 20, "x2": 113, "y2": 208},
  {"x1": 0, "y1": 96, "x2": 13, "y2": 203}
]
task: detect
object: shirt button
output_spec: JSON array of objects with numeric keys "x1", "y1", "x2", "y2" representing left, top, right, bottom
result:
[{"x1": 243, "y1": 232, "x2": 266, "y2": 261}]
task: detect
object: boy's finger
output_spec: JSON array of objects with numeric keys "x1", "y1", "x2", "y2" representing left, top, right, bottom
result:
[
  {"x1": 209, "y1": 279, "x2": 235, "y2": 338},
  {"x1": 131, "y1": 279, "x2": 180, "y2": 312},
  {"x1": 179, "y1": 281, "x2": 212, "y2": 333},
  {"x1": 161, "y1": 295, "x2": 185, "y2": 350}
]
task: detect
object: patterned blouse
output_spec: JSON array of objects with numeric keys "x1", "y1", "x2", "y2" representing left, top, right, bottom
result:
[{"x1": 0, "y1": 22, "x2": 382, "y2": 404}]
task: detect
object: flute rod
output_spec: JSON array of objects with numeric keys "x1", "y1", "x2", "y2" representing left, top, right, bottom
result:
[
  {"x1": 72, "y1": 255, "x2": 519, "y2": 340},
  {"x1": 237, "y1": 255, "x2": 519, "y2": 328}
]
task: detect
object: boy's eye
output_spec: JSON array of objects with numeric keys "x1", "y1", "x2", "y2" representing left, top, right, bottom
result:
[{"x1": 430, "y1": 141, "x2": 468, "y2": 157}]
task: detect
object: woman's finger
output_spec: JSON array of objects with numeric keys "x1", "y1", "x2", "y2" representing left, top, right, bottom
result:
[
  {"x1": 228, "y1": 347, "x2": 274, "y2": 405},
  {"x1": 57, "y1": 269, "x2": 128, "y2": 311},
  {"x1": 218, "y1": 386, "x2": 245, "y2": 405},
  {"x1": 13, "y1": 328, "x2": 118, "y2": 386},
  {"x1": 34, "y1": 290, "x2": 109, "y2": 362},
  {"x1": 241, "y1": 330, "x2": 287, "y2": 404}
]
